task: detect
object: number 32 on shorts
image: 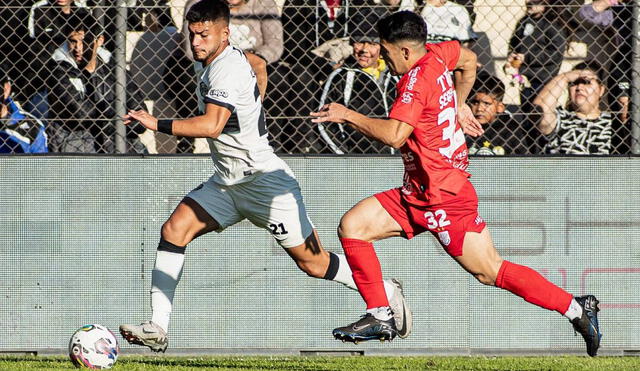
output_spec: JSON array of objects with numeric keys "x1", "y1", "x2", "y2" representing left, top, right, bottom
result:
[{"x1": 423, "y1": 209, "x2": 450, "y2": 230}]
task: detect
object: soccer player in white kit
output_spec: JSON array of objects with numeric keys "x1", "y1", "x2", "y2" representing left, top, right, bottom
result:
[{"x1": 118, "y1": 0, "x2": 411, "y2": 352}]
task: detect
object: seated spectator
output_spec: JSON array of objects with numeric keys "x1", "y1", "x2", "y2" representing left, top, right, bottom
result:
[
  {"x1": 420, "y1": 0, "x2": 476, "y2": 44},
  {"x1": 317, "y1": 22, "x2": 398, "y2": 154},
  {"x1": 506, "y1": 0, "x2": 567, "y2": 108},
  {"x1": 47, "y1": 12, "x2": 146, "y2": 153},
  {"x1": 27, "y1": 1, "x2": 91, "y2": 119},
  {"x1": 466, "y1": 73, "x2": 536, "y2": 155},
  {"x1": 533, "y1": 61, "x2": 628, "y2": 154},
  {"x1": 0, "y1": 67, "x2": 48, "y2": 153},
  {"x1": 227, "y1": 0, "x2": 283, "y2": 66}
]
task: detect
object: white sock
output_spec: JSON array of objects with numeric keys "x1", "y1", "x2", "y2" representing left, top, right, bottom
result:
[
  {"x1": 331, "y1": 254, "x2": 395, "y2": 301},
  {"x1": 150, "y1": 249, "x2": 185, "y2": 333},
  {"x1": 564, "y1": 298, "x2": 583, "y2": 320},
  {"x1": 332, "y1": 253, "x2": 357, "y2": 290},
  {"x1": 367, "y1": 306, "x2": 393, "y2": 321}
]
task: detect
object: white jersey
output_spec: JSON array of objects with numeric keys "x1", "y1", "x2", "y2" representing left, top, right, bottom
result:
[{"x1": 196, "y1": 45, "x2": 287, "y2": 185}]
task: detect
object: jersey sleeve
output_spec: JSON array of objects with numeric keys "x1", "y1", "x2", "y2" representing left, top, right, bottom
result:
[
  {"x1": 388, "y1": 72, "x2": 428, "y2": 127},
  {"x1": 204, "y1": 63, "x2": 243, "y2": 112},
  {"x1": 432, "y1": 40, "x2": 461, "y2": 71}
]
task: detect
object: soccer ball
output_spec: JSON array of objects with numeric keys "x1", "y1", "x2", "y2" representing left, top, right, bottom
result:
[{"x1": 68, "y1": 324, "x2": 120, "y2": 369}]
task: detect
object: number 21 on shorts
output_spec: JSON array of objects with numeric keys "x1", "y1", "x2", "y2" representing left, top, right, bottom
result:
[{"x1": 424, "y1": 209, "x2": 450, "y2": 230}]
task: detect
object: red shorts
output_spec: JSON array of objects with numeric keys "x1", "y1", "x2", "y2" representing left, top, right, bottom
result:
[{"x1": 374, "y1": 180, "x2": 486, "y2": 257}]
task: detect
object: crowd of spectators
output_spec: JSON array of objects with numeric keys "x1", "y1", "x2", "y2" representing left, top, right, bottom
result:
[{"x1": 0, "y1": 0, "x2": 636, "y2": 154}]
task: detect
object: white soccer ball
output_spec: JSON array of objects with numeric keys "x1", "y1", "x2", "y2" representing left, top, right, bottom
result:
[{"x1": 68, "y1": 324, "x2": 120, "y2": 369}]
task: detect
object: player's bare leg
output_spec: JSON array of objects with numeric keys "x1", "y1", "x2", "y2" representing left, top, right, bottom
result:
[
  {"x1": 455, "y1": 228, "x2": 601, "y2": 356},
  {"x1": 285, "y1": 226, "x2": 412, "y2": 339},
  {"x1": 120, "y1": 197, "x2": 219, "y2": 352},
  {"x1": 332, "y1": 196, "x2": 412, "y2": 342}
]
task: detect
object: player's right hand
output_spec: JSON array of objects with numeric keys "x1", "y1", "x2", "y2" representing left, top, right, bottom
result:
[
  {"x1": 124, "y1": 110, "x2": 158, "y2": 131},
  {"x1": 457, "y1": 103, "x2": 484, "y2": 137},
  {"x1": 310, "y1": 103, "x2": 349, "y2": 124}
]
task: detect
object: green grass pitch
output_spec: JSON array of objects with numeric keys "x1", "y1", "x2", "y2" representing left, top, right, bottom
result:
[{"x1": 1, "y1": 355, "x2": 640, "y2": 370}]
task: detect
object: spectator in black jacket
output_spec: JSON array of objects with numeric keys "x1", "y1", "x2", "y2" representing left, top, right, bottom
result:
[
  {"x1": 507, "y1": 0, "x2": 567, "y2": 108},
  {"x1": 467, "y1": 73, "x2": 537, "y2": 155},
  {"x1": 27, "y1": 1, "x2": 91, "y2": 118},
  {"x1": 47, "y1": 12, "x2": 146, "y2": 153}
]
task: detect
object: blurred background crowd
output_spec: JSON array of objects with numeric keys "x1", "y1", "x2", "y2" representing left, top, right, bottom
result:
[{"x1": 0, "y1": 0, "x2": 636, "y2": 155}]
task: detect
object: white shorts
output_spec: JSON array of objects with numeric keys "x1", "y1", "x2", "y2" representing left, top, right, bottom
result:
[{"x1": 184, "y1": 169, "x2": 315, "y2": 248}]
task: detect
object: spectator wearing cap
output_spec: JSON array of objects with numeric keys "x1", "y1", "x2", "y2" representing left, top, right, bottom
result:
[
  {"x1": 506, "y1": 0, "x2": 567, "y2": 108},
  {"x1": 316, "y1": 7, "x2": 398, "y2": 154},
  {"x1": 466, "y1": 72, "x2": 537, "y2": 155},
  {"x1": 533, "y1": 61, "x2": 628, "y2": 154}
]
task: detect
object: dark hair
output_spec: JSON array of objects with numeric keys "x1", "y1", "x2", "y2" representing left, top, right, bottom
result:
[
  {"x1": 572, "y1": 61, "x2": 604, "y2": 83},
  {"x1": 471, "y1": 72, "x2": 504, "y2": 102},
  {"x1": 186, "y1": 0, "x2": 230, "y2": 25},
  {"x1": 376, "y1": 11, "x2": 427, "y2": 44},
  {"x1": 64, "y1": 9, "x2": 99, "y2": 41}
]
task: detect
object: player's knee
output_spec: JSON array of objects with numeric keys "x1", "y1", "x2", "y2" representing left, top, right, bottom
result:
[
  {"x1": 337, "y1": 214, "x2": 367, "y2": 239},
  {"x1": 161, "y1": 220, "x2": 192, "y2": 246}
]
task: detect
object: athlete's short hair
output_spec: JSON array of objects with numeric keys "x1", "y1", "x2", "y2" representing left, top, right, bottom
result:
[
  {"x1": 186, "y1": 0, "x2": 230, "y2": 25},
  {"x1": 376, "y1": 11, "x2": 428, "y2": 44},
  {"x1": 471, "y1": 72, "x2": 505, "y2": 102}
]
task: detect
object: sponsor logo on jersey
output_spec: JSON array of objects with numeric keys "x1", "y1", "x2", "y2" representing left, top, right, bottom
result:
[
  {"x1": 406, "y1": 67, "x2": 420, "y2": 91},
  {"x1": 474, "y1": 215, "x2": 484, "y2": 225},
  {"x1": 401, "y1": 92, "x2": 414, "y2": 104},
  {"x1": 209, "y1": 88, "x2": 229, "y2": 99},
  {"x1": 437, "y1": 231, "x2": 451, "y2": 246}
]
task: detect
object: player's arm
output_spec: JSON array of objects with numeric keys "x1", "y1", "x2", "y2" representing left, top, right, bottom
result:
[
  {"x1": 311, "y1": 103, "x2": 414, "y2": 149},
  {"x1": 453, "y1": 46, "x2": 483, "y2": 137},
  {"x1": 532, "y1": 71, "x2": 582, "y2": 135},
  {"x1": 124, "y1": 102, "x2": 231, "y2": 138},
  {"x1": 245, "y1": 52, "x2": 267, "y2": 101}
]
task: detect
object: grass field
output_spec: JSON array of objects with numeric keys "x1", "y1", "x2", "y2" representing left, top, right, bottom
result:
[{"x1": 1, "y1": 355, "x2": 640, "y2": 370}]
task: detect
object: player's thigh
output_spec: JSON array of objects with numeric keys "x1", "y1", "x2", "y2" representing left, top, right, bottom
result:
[
  {"x1": 236, "y1": 170, "x2": 314, "y2": 248},
  {"x1": 452, "y1": 227, "x2": 503, "y2": 285},
  {"x1": 338, "y1": 196, "x2": 404, "y2": 242},
  {"x1": 170, "y1": 178, "x2": 244, "y2": 243}
]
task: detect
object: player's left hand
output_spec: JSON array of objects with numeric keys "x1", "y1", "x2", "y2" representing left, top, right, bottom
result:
[
  {"x1": 310, "y1": 103, "x2": 349, "y2": 124},
  {"x1": 124, "y1": 110, "x2": 158, "y2": 131},
  {"x1": 457, "y1": 103, "x2": 483, "y2": 137}
]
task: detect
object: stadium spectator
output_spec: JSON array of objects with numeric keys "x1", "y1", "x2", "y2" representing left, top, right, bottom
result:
[
  {"x1": 467, "y1": 73, "x2": 537, "y2": 155},
  {"x1": 226, "y1": 0, "x2": 283, "y2": 66},
  {"x1": 130, "y1": 9, "x2": 185, "y2": 154},
  {"x1": 0, "y1": 65, "x2": 48, "y2": 153},
  {"x1": 0, "y1": 1, "x2": 34, "y2": 104},
  {"x1": 533, "y1": 61, "x2": 627, "y2": 154},
  {"x1": 47, "y1": 12, "x2": 146, "y2": 153},
  {"x1": 316, "y1": 5, "x2": 396, "y2": 153},
  {"x1": 419, "y1": 0, "x2": 476, "y2": 44},
  {"x1": 506, "y1": 0, "x2": 567, "y2": 108},
  {"x1": 27, "y1": 1, "x2": 91, "y2": 119}
]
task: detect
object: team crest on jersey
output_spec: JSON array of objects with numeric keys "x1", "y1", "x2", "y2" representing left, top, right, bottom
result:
[
  {"x1": 209, "y1": 88, "x2": 228, "y2": 99},
  {"x1": 437, "y1": 231, "x2": 451, "y2": 246},
  {"x1": 401, "y1": 92, "x2": 413, "y2": 104},
  {"x1": 474, "y1": 215, "x2": 484, "y2": 225},
  {"x1": 199, "y1": 82, "x2": 208, "y2": 97}
]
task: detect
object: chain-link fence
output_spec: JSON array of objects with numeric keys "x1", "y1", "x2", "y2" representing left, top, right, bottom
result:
[{"x1": 0, "y1": 0, "x2": 638, "y2": 155}]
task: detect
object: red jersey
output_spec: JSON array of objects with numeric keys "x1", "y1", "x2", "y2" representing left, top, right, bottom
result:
[{"x1": 388, "y1": 41, "x2": 470, "y2": 206}]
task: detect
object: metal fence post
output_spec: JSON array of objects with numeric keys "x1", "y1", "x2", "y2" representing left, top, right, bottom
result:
[
  {"x1": 114, "y1": 0, "x2": 128, "y2": 154},
  {"x1": 632, "y1": 0, "x2": 640, "y2": 154}
]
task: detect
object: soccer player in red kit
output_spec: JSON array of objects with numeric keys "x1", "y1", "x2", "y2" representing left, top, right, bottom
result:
[{"x1": 311, "y1": 11, "x2": 601, "y2": 356}]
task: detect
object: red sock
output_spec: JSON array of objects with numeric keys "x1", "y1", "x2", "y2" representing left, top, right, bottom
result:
[
  {"x1": 495, "y1": 260, "x2": 572, "y2": 314},
  {"x1": 340, "y1": 237, "x2": 388, "y2": 309}
]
